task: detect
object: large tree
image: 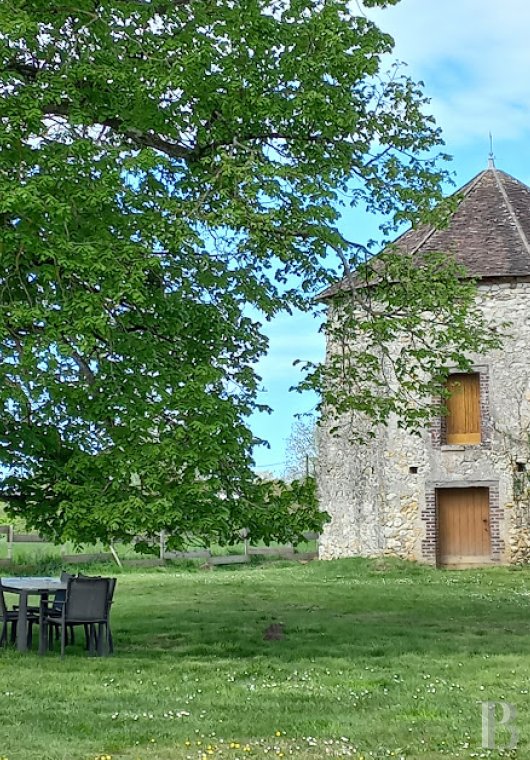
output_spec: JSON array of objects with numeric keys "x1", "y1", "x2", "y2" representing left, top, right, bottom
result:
[{"x1": 0, "y1": 0, "x2": 494, "y2": 548}]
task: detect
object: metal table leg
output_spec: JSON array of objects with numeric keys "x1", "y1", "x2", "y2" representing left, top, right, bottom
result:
[
  {"x1": 16, "y1": 591, "x2": 28, "y2": 652},
  {"x1": 39, "y1": 594, "x2": 48, "y2": 655}
]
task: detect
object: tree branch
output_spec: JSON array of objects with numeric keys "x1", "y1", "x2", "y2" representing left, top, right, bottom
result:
[
  {"x1": 40, "y1": 103, "x2": 193, "y2": 159},
  {"x1": 6, "y1": 60, "x2": 193, "y2": 159},
  {"x1": 7, "y1": 59, "x2": 347, "y2": 161}
]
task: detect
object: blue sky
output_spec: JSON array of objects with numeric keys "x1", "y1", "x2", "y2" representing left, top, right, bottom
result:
[{"x1": 250, "y1": 0, "x2": 530, "y2": 476}]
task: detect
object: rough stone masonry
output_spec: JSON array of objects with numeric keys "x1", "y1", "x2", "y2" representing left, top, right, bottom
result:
[{"x1": 317, "y1": 166, "x2": 530, "y2": 566}]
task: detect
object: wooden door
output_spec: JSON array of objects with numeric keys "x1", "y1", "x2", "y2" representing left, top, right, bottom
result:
[
  {"x1": 446, "y1": 373, "x2": 481, "y2": 444},
  {"x1": 437, "y1": 487, "x2": 491, "y2": 566}
]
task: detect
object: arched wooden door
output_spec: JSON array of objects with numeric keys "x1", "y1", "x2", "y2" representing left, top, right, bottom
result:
[{"x1": 437, "y1": 487, "x2": 491, "y2": 566}]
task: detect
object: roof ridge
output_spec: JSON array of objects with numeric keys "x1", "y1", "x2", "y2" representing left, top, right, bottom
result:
[{"x1": 492, "y1": 168, "x2": 530, "y2": 258}]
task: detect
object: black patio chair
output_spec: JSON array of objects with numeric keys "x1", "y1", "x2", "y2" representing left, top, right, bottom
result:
[
  {"x1": 52, "y1": 572, "x2": 76, "y2": 644},
  {"x1": 43, "y1": 576, "x2": 111, "y2": 657},
  {"x1": 0, "y1": 581, "x2": 37, "y2": 648},
  {"x1": 105, "y1": 577, "x2": 117, "y2": 654},
  {"x1": 77, "y1": 574, "x2": 117, "y2": 652},
  {"x1": 15, "y1": 571, "x2": 76, "y2": 644}
]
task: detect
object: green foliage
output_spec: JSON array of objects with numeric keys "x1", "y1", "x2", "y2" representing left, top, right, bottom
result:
[
  {"x1": 0, "y1": 0, "x2": 490, "y2": 543},
  {"x1": 302, "y1": 250, "x2": 502, "y2": 438},
  {"x1": 0, "y1": 500, "x2": 26, "y2": 531},
  {"x1": 242, "y1": 476, "x2": 320, "y2": 547}
]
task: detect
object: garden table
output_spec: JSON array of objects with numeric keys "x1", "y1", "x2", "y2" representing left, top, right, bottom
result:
[{"x1": 1, "y1": 577, "x2": 67, "y2": 654}]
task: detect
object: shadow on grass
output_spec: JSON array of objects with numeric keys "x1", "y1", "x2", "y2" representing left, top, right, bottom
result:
[
  {"x1": 5, "y1": 557, "x2": 530, "y2": 760},
  {"x1": 101, "y1": 557, "x2": 530, "y2": 663}
]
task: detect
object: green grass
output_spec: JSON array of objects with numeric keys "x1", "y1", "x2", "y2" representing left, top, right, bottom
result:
[
  {"x1": 0, "y1": 539, "x2": 141, "y2": 563},
  {"x1": 1, "y1": 557, "x2": 530, "y2": 759}
]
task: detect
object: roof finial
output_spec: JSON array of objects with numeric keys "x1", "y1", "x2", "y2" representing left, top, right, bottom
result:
[{"x1": 488, "y1": 132, "x2": 495, "y2": 169}]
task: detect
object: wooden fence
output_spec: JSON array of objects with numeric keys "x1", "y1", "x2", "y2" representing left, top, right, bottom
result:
[{"x1": 0, "y1": 525, "x2": 319, "y2": 568}]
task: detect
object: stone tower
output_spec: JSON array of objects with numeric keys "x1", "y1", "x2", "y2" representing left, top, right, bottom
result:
[{"x1": 318, "y1": 164, "x2": 530, "y2": 567}]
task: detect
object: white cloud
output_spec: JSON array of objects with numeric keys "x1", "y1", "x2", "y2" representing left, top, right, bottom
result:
[{"x1": 366, "y1": 0, "x2": 530, "y2": 146}]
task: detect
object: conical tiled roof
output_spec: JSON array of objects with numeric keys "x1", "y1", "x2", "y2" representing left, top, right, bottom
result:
[{"x1": 321, "y1": 165, "x2": 530, "y2": 298}]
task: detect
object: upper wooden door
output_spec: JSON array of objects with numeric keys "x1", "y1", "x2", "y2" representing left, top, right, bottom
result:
[
  {"x1": 437, "y1": 487, "x2": 491, "y2": 566},
  {"x1": 445, "y1": 373, "x2": 481, "y2": 444}
]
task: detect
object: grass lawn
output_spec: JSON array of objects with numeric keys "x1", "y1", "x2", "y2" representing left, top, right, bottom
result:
[{"x1": 1, "y1": 557, "x2": 530, "y2": 760}]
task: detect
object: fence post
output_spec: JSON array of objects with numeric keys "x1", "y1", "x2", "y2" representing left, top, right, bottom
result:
[
  {"x1": 109, "y1": 543, "x2": 123, "y2": 568},
  {"x1": 240, "y1": 528, "x2": 249, "y2": 557},
  {"x1": 159, "y1": 530, "x2": 166, "y2": 561},
  {"x1": 7, "y1": 525, "x2": 13, "y2": 562}
]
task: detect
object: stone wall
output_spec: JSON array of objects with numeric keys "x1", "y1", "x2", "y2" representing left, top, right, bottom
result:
[{"x1": 318, "y1": 281, "x2": 530, "y2": 564}]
